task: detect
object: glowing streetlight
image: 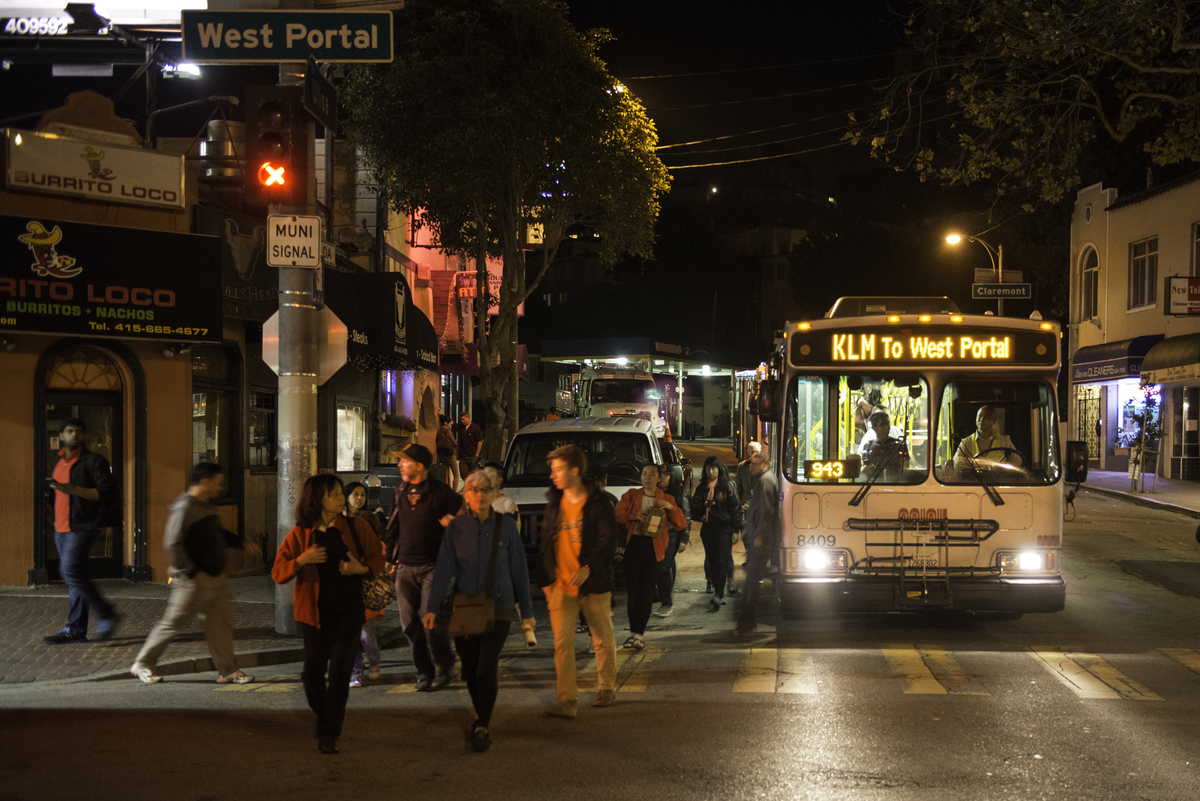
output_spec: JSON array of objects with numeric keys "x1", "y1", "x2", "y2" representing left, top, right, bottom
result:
[{"x1": 946, "y1": 232, "x2": 1006, "y2": 315}]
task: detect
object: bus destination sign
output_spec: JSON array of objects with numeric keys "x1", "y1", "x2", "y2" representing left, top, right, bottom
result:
[{"x1": 790, "y1": 325, "x2": 1057, "y2": 368}]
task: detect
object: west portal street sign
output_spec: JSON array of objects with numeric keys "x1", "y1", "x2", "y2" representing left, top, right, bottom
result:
[{"x1": 181, "y1": 10, "x2": 394, "y2": 64}]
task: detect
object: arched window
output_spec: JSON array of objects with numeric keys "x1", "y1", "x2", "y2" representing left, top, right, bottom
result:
[{"x1": 1081, "y1": 248, "x2": 1099, "y2": 320}]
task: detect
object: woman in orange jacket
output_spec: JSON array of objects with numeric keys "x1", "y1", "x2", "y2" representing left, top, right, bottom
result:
[
  {"x1": 272, "y1": 474, "x2": 385, "y2": 755},
  {"x1": 613, "y1": 464, "x2": 687, "y2": 651}
]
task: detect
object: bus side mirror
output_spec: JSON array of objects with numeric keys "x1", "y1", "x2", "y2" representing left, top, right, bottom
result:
[
  {"x1": 758, "y1": 379, "x2": 780, "y2": 423},
  {"x1": 1065, "y1": 441, "x2": 1088, "y2": 484}
]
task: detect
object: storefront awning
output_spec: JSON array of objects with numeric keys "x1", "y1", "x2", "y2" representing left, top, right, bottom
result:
[
  {"x1": 1141, "y1": 332, "x2": 1200, "y2": 384},
  {"x1": 323, "y1": 270, "x2": 439, "y2": 372},
  {"x1": 1072, "y1": 335, "x2": 1163, "y2": 384}
]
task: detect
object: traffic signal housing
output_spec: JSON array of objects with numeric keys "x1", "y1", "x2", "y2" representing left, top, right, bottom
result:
[{"x1": 244, "y1": 84, "x2": 310, "y2": 207}]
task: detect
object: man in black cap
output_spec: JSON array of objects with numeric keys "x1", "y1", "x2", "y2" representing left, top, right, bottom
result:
[{"x1": 385, "y1": 443, "x2": 464, "y2": 690}]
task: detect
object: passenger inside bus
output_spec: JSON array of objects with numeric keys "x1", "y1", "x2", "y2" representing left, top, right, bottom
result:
[
  {"x1": 954, "y1": 405, "x2": 1023, "y2": 468},
  {"x1": 860, "y1": 411, "x2": 907, "y2": 470}
]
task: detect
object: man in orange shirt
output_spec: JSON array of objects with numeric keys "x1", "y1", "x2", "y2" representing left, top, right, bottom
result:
[
  {"x1": 533, "y1": 444, "x2": 618, "y2": 718},
  {"x1": 44, "y1": 418, "x2": 121, "y2": 645}
]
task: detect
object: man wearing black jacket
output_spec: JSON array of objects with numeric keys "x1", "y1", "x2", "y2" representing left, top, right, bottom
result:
[
  {"x1": 44, "y1": 418, "x2": 121, "y2": 645},
  {"x1": 535, "y1": 444, "x2": 619, "y2": 718},
  {"x1": 130, "y1": 462, "x2": 255, "y2": 684}
]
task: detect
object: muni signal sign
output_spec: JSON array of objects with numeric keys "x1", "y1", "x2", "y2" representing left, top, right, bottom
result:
[{"x1": 267, "y1": 215, "x2": 321, "y2": 268}]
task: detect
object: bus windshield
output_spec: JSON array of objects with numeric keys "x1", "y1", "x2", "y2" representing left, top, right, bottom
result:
[
  {"x1": 934, "y1": 380, "x2": 1060, "y2": 486},
  {"x1": 590, "y1": 379, "x2": 657, "y2": 404},
  {"x1": 782, "y1": 374, "x2": 931, "y2": 485}
]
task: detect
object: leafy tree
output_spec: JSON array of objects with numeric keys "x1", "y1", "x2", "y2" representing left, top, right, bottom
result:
[
  {"x1": 853, "y1": 0, "x2": 1200, "y2": 207},
  {"x1": 343, "y1": 0, "x2": 670, "y2": 456}
]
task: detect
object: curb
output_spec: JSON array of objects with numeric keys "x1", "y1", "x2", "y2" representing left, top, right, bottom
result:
[
  {"x1": 1080, "y1": 485, "x2": 1200, "y2": 521},
  {"x1": 39, "y1": 625, "x2": 409, "y2": 687}
]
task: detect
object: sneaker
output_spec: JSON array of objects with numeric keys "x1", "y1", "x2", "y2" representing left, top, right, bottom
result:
[
  {"x1": 705, "y1": 582, "x2": 714, "y2": 594},
  {"x1": 43, "y1": 628, "x2": 87, "y2": 645},
  {"x1": 546, "y1": 700, "x2": 578, "y2": 719},
  {"x1": 470, "y1": 726, "x2": 491, "y2": 753},
  {"x1": 630, "y1": 634, "x2": 645, "y2": 651},
  {"x1": 621, "y1": 635, "x2": 639, "y2": 649},
  {"x1": 217, "y1": 670, "x2": 254, "y2": 685},
  {"x1": 592, "y1": 689, "x2": 615, "y2": 707},
  {"x1": 431, "y1": 671, "x2": 453, "y2": 690},
  {"x1": 414, "y1": 676, "x2": 433, "y2": 692},
  {"x1": 727, "y1": 586, "x2": 740, "y2": 597},
  {"x1": 131, "y1": 664, "x2": 162, "y2": 684},
  {"x1": 653, "y1": 604, "x2": 673, "y2": 618},
  {"x1": 349, "y1": 676, "x2": 362, "y2": 688},
  {"x1": 318, "y1": 738, "x2": 340, "y2": 755},
  {"x1": 93, "y1": 612, "x2": 121, "y2": 642},
  {"x1": 707, "y1": 599, "x2": 721, "y2": 612},
  {"x1": 368, "y1": 665, "x2": 381, "y2": 681}
]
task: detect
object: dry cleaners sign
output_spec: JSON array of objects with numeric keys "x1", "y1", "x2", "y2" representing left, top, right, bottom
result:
[{"x1": 4, "y1": 129, "x2": 184, "y2": 210}]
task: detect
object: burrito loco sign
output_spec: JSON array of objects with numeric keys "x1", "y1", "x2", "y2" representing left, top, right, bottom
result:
[
  {"x1": 4, "y1": 129, "x2": 185, "y2": 210},
  {"x1": 0, "y1": 215, "x2": 221, "y2": 343}
]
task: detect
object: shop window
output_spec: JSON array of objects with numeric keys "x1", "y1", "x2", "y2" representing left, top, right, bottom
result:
[
  {"x1": 1081, "y1": 248, "x2": 1099, "y2": 320},
  {"x1": 248, "y1": 390, "x2": 276, "y2": 469},
  {"x1": 1128, "y1": 236, "x2": 1158, "y2": 309},
  {"x1": 336, "y1": 401, "x2": 367, "y2": 471},
  {"x1": 191, "y1": 345, "x2": 240, "y2": 497}
]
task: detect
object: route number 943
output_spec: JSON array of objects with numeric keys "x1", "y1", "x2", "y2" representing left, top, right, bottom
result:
[{"x1": 796, "y1": 534, "x2": 837, "y2": 547}]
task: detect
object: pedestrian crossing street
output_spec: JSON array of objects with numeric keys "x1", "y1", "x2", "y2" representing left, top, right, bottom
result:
[{"x1": 217, "y1": 641, "x2": 1200, "y2": 702}]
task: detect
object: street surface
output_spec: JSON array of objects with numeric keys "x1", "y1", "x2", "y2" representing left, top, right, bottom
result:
[{"x1": 3, "y1": 489, "x2": 1200, "y2": 800}]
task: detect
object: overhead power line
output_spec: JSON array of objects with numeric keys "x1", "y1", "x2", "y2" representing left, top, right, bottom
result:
[
  {"x1": 656, "y1": 105, "x2": 864, "y2": 150},
  {"x1": 625, "y1": 52, "x2": 894, "y2": 81},
  {"x1": 665, "y1": 141, "x2": 849, "y2": 170},
  {"x1": 651, "y1": 78, "x2": 887, "y2": 111}
]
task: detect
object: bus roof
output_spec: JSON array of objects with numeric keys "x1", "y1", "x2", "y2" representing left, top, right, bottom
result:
[{"x1": 826, "y1": 297, "x2": 961, "y2": 318}]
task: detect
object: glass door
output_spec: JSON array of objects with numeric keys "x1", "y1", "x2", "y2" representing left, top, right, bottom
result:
[{"x1": 44, "y1": 392, "x2": 124, "y2": 580}]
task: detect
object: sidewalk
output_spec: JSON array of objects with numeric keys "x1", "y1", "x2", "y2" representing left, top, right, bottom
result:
[
  {"x1": 0, "y1": 574, "x2": 404, "y2": 686},
  {"x1": 1077, "y1": 469, "x2": 1200, "y2": 519}
]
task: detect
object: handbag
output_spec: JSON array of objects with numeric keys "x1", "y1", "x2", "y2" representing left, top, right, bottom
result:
[
  {"x1": 449, "y1": 516, "x2": 502, "y2": 638},
  {"x1": 349, "y1": 519, "x2": 395, "y2": 612},
  {"x1": 635, "y1": 504, "x2": 667, "y2": 537}
]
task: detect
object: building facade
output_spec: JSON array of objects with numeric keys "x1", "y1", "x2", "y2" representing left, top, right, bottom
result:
[{"x1": 1068, "y1": 173, "x2": 1200, "y2": 479}]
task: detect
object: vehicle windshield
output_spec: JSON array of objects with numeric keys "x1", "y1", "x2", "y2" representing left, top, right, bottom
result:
[
  {"x1": 782, "y1": 374, "x2": 930, "y2": 485},
  {"x1": 591, "y1": 379, "x2": 657, "y2": 404},
  {"x1": 504, "y1": 432, "x2": 657, "y2": 488},
  {"x1": 934, "y1": 380, "x2": 1060, "y2": 486}
]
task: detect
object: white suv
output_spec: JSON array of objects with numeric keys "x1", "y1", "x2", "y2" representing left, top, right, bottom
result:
[{"x1": 502, "y1": 416, "x2": 663, "y2": 554}]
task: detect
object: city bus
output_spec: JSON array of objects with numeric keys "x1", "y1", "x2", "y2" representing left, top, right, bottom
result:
[{"x1": 756, "y1": 297, "x2": 1086, "y2": 617}]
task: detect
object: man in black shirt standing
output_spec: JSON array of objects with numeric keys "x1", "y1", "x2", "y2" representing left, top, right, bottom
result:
[
  {"x1": 457, "y1": 412, "x2": 484, "y2": 478},
  {"x1": 385, "y1": 444, "x2": 463, "y2": 691}
]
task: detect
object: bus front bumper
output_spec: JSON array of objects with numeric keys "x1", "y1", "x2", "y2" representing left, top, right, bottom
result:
[{"x1": 778, "y1": 575, "x2": 1065, "y2": 618}]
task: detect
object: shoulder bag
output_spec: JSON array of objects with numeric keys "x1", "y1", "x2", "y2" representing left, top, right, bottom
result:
[
  {"x1": 349, "y1": 518, "x2": 396, "y2": 612},
  {"x1": 449, "y1": 515, "x2": 502, "y2": 638}
]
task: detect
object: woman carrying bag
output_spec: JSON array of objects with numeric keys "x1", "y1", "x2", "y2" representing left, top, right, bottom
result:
[
  {"x1": 423, "y1": 470, "x2": 535, "y2": 753},
  {"x1": 343, "y1": 481, "x2": 387, "y2": 687},
  {"x1": 272, "y1": 474, "x2": 385, "y2": 755}
]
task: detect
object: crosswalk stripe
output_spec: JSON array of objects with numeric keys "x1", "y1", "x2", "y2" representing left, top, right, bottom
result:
[
  {"x1": 1159, "y1": 648, "x2": 1200, "y2": 675},
  {"x1": 733, "y1": 646, "x2": 778, "y2": 693},
  {"x1": 918, "y1": 644, "x2": 990, "y2": 696},
  {"x1": 1027, "y1": 647, "x2": 1162, "y2": 701},
  {"x1": 881, "y1": 643, "x2": 947, "y2": 695},
  {"x1": 618, "y1": 646, "x2": 664, "y2": 693},
  {"x1": 578, "y1": 644, "x2": 635, "y2": 690},
  {"x1": 776, "y1": 647, "x2": 818, "y2": 694}
]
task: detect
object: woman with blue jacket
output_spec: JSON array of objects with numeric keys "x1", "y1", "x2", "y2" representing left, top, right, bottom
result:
[{"x1": 424, "y1": 470, "x2": 535, "y2": 753}]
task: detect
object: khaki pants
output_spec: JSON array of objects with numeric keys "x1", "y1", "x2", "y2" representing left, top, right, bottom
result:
[
  {"x1": 543, "y1": 585, "x2": 616, "y2": 704},
  {"x1": 134, "y1": 571, "x2": 238, "y2": 676}
]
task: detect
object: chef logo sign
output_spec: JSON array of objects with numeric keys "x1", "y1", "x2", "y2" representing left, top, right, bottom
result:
[{"x1": 19, "y1": 221, "x2": 79, "y2": 278}]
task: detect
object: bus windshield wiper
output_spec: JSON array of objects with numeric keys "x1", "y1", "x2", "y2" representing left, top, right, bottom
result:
[
  {"x1": 848, "y1": 439, "x2": 906, "y2": 507},
  {"x1": 960, "y1": 450, "x2": 1005, "y2": 506}
]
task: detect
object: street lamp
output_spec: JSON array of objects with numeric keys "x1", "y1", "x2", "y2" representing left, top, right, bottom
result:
[{"x1": 946, "y1": 232, "x2": 1005, "y2": 316}]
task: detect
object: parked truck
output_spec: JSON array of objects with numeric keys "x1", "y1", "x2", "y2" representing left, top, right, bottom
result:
[{"x1": 555, "y1": 365, "x2": 666, "y2": 437}]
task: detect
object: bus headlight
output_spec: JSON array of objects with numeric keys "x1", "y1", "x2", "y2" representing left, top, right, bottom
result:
[
  {"x1": 999, "y1": 551, "x2": 1043, "y2": 572},
  {"x1": 800, "y1": 549, "x2": 848, "y2": 571}
]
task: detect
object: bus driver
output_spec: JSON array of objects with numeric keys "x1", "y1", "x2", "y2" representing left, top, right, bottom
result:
[{"x1": 955, "y1": 405, "x2": 1022, "y2": 467}]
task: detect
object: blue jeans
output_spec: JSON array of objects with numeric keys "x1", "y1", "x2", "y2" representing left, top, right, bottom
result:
[{"x1": 56, "y1": 529, "x2": 113, "y2": 636}]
